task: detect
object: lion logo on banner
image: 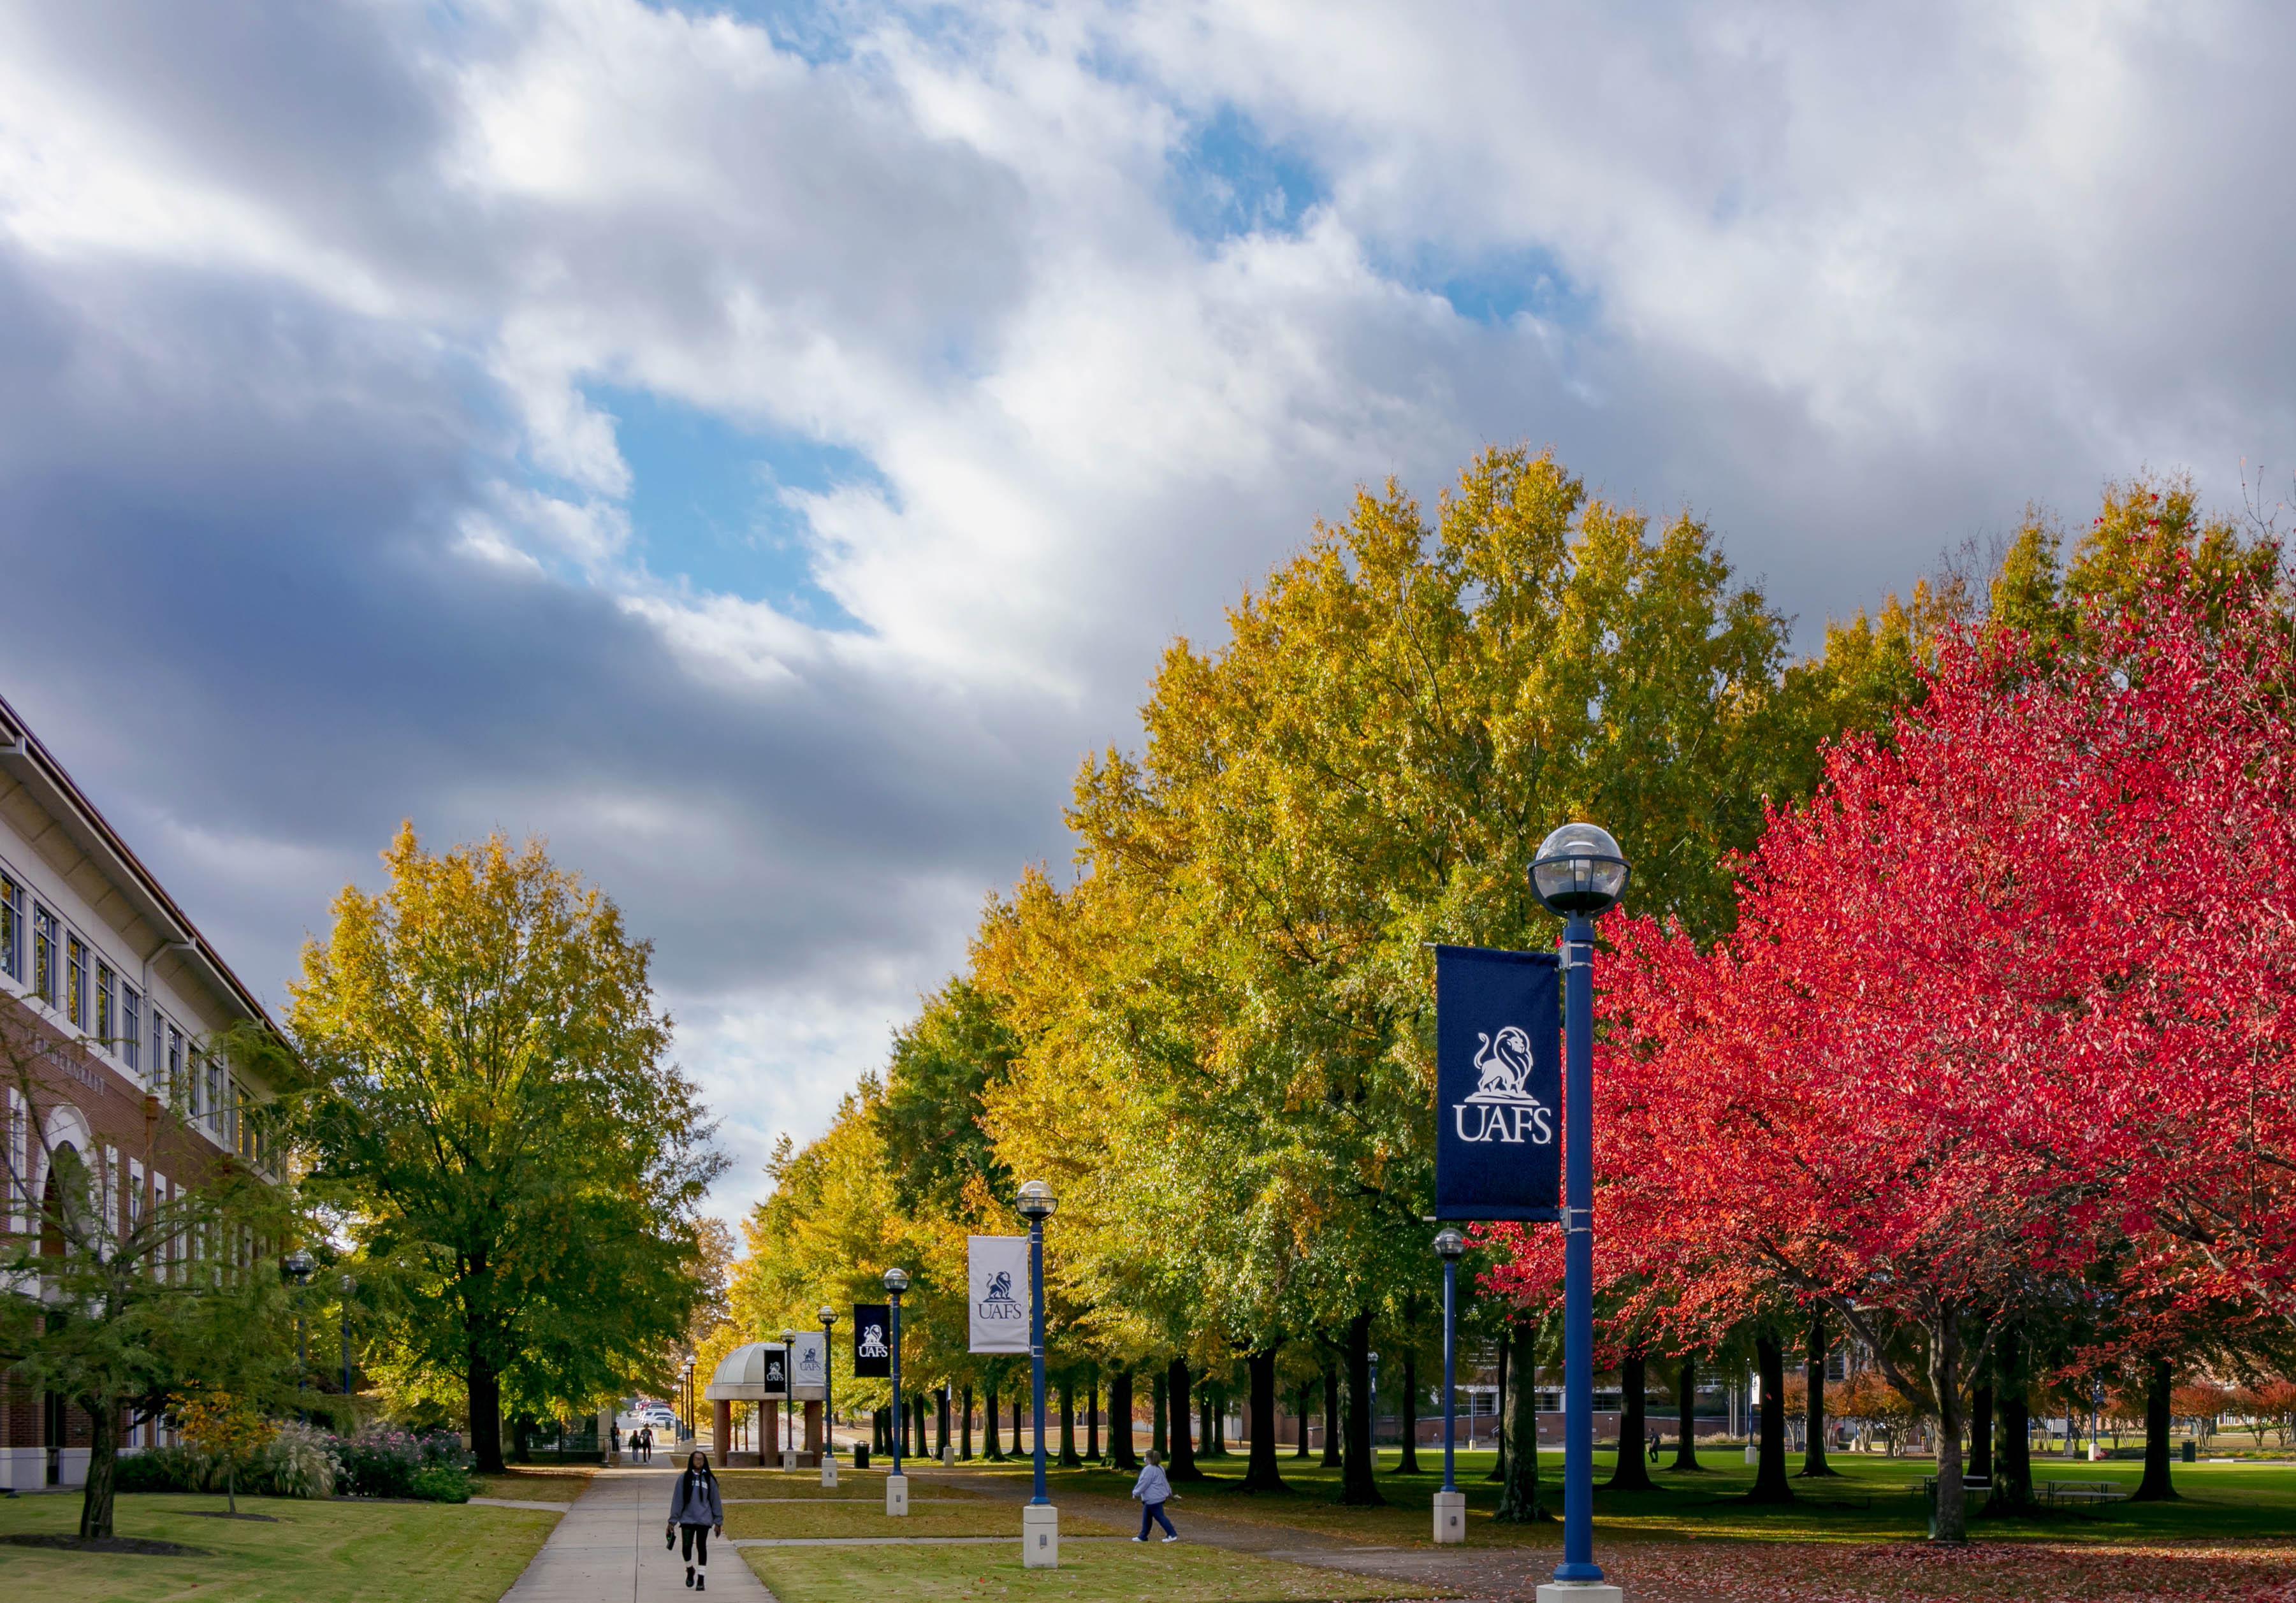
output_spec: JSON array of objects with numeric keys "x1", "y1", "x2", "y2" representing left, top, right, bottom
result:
[
  {"x1": 978, "y1": 1268, "x2": 1024, "y2": 1321},
  {"x1": 1471, "y1": 1026, "x2": 1536, "y2": 1100},
  {"x1": 857, "y1": 1323, "x2": 889, "y2": 1358}
]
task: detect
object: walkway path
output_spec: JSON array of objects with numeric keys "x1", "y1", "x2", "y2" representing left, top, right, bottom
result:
[{"x1": 498, "y1": 1463, "x2": 775, "y2": 1602}]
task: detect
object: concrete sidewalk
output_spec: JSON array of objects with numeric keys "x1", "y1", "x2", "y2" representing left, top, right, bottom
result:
[{"x1": 499, "y1": 1463, "x2": 773, "y2": 1601}]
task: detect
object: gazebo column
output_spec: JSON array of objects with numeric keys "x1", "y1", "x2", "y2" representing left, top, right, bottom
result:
[
  {"x1": 713, "y1": 1399, "x2": 733, "y2": 1469},
  {"x1": 804, "y1": 1401, "x2": 823, "y2": 1466}
]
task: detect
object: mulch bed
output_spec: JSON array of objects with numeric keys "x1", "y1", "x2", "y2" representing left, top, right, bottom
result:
[
  {"x1": 1, "y1": 1532, "x2": 210, "y2": 1555},
  {"x1": 181, "y1": 1509, "x2": 281, "y2": 1521}
]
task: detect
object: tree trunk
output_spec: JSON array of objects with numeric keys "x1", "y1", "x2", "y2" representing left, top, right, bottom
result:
[
  {"x1": 963, "y1": 1386, "x2": 975, "y2": 1460},
  {"x1": 1087, "y1": 1374, "x2": 1100, "y2": 1462},
  {"x1": 1926, "y1": 1307, "x2": 1969, "y2": 1542},
  {"x1": 78, "y1": 1398, "x2": 117, "y2": 1539},
  {"x1": 1167, "y1": 1357, "x2": 1202, "y2": 1479},
  {"x1": 2132, "y1": 1356, "x2": 2178, "y2": 1501},
  {"x1": 1059, "y1": 1377, "x2": 1080, "y2": 1467},
  {"x1": 468, "y1": 1345, "x2": 506, "y2": 1474},
  {"x1": 1244, "y1": 1347, "x2": 1285, "y2": 1491},
  {"x1": 1322, "y1": 1358, "x2": 1344, "y2": 1468},
  {"x1": 1152, "y1": 1370, "x2": 1168, "y2": 1458},
  {"x1": 1606, "y1": 1347, "x2": 1654, "y2": 1490},
  {"x1": 1487, "y1": 1334, "x2": 1509, "y2": 1481},
  {"x1": 1800, "y1": 1308, "x2": 1837, "y2": 1477},
  {"x1": 1396, "y1": 1351, "x2": 1422, "y2": 1472},
  {"x1": 1495, "y1": 1316, "x2": 1544, "y2": 1521},
  {"x1": 1968, "y1": 1385, "x2": 1993, "y2": 1484},
  {"x1": 1673, "y1": 1354, "x2": 1703, "y2": 1471},
  {"x1": 1201, "y1": 1392, "x2": 1216, "y2": 1459},
  {"x1": 1987, "y1": 1322, "x2": 2033, "y2": 1513},
  {"x1": 1341, "y1": 1311, "x2": 1385, "y2": 1505},
  {"x1": 937, "y1": 1387, "x2": 950, "y2": 1458},
  {"x1": 1748, "y1": 1330, "x2": 1794, "y2": 1503},
  {"x1": 1111, "y1": 1370, "x2": 1139, "y2": 1470},
  {"x1": 1295, "y1": 1381, "x2": 1311, "y2": 1458}
]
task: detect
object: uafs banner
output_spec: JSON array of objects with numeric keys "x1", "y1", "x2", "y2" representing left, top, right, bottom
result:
[
  {"x1": 968, "y1": 1235, "x2": 1031, "y2": 1354},
  {"x1": 1434, "y1": 943, "x2": 1561, "y2": 1222},
  {"x1": 851, "y1": 1303, "x2": 892, "y2": 1377}
]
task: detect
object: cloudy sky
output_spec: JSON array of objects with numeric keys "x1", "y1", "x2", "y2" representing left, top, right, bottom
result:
[{"x1": 2, "y1": 0, "x2": 2289, "y2": 1224}]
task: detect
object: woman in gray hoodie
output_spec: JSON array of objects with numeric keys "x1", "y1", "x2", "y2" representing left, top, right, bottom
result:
[
  {"x1": 667, "y1": 1450, "x2": 725, "y2": 1590},
  {"x1": 1129, "y1": 1447, "x2": 1178, "y2": 1542}
]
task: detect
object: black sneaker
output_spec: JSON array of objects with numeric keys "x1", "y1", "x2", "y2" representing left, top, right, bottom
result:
[
  {"x1": 697, "y1": 1578, "x2": 706, "y2": 1592},
  {"x1": 685, "y1": 1565, "x2": 694, "y2": 1588}
]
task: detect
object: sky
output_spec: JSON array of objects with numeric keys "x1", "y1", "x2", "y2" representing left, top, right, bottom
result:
[{"x1": 2, "y1": 0, "x2": 2292, "y2": 1227}]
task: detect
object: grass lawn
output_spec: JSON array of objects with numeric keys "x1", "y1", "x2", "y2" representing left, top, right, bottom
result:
[
  {"x1": 941, "y1": 1445, "x2": 2296, "y2": 1549},
  {"x1": 744, "y1": 1541, "x2": 1442, "y2": 1603},
  {"x1": 473, "y1": 1464, "x2": 595, "y2": 1502},
  {"x1": 0, "y1": 1490, "x2": 558, "y2": 1602}
]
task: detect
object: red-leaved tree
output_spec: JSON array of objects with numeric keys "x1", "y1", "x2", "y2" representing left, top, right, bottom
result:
[{"x1": 1548, "y1": 570, "x2": 2296, "y2": 1543}]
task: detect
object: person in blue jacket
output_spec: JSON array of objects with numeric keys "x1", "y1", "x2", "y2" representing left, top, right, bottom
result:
[
  {"x1": 667, "y1": 1449, "x2": 725, "y2": 1590},
  {"x1": 1129, "y1": 1448, "x2": 1179, "y2": 1542}
]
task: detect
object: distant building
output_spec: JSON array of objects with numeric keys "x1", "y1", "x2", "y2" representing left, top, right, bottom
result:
[{"x1": 0, "y1": 692, "x2": 282, "y2": 1489}]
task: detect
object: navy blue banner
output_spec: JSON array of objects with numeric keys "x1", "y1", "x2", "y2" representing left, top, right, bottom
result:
[
  {"x1": 1434, "y1": 944, "x2": 1561, "y2": 1222},
  {"x1": 852, "y1": 1303, "x2": 893, "y2": 1377}
]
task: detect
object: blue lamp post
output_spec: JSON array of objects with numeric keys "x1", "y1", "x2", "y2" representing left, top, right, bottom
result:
[
  {"x1": 1433, "y1": 1228, "x2": 1467, "y2": 1544},
  {"x1": 1530, "y1": 822, "x2": 1629, "y2": 1598},
  {"x1": 883, "y1": 1266, "x2": 911, "y2": 1516},
  {"x1": 1016, "y1": 1180, "x2": 1055, "y2": 1503}
]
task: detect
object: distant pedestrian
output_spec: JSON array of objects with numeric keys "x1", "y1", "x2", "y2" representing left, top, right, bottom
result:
[
  {"x1": 1648, "y1": 1428, "x2": 1661, "y2": 1465},
  {"x1": 1129, "y1": 1447, "x2": 1178, "y2": 1542},
  {"x1": 612, "y1": 1423, "x2": 623, "y2": 1461},
  {"x1": 641, "y1": 1425, "x2": 655, "y2": 1463},
  {"x1": 668, "y1": 1449, "x2": 723, "y2": 1590}
]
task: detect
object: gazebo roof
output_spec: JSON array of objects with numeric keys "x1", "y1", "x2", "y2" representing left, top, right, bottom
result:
[{"x1": 702, "y1": 1342, "x2": 788, "y2": 1402}]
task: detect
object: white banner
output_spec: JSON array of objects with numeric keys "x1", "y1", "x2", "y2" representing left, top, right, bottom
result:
[
  {"x1": 968, "y1": 1234, "x2": 1031, "y2": 1353},
  {"x1": 787, "y1": 1331, "x2": 827, "y2": 1398}
]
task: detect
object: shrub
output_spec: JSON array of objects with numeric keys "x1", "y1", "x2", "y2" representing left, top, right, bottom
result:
[
  {"x1": 329, "y1": 1425, "x2": 470, "y2": 1500},
  {"x1": 114, "y1": 1447, "x2": 198, "y2": 1493},
  {"x1": 409, "y1": 1463, "x2": 473, "y2": 1504},
  {"x1": 259, "y1": 1421, "x2": 337, "y2": 1499}
]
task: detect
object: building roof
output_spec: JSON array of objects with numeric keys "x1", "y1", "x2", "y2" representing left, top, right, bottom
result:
[{"x1": 0, "y1": 690, "x2": 278, "y2": 1036}]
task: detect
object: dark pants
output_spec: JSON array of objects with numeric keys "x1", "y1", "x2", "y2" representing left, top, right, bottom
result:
[
  {"x1": 1138, "y1": 1502, "x2": 1175, "y2": 1538},
  {"x1": 681, "y1": 1524, "x2": 710, "y2": 1567}
]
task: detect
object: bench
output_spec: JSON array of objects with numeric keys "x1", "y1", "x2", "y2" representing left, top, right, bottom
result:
[{"x1": 2040, "y1": 1479, "x2": 2125, "y2": 1505}]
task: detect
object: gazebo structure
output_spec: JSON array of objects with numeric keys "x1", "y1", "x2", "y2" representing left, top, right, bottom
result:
[{"x1": 704, "y1": 1342, "x2": 788, "y2": 1469}]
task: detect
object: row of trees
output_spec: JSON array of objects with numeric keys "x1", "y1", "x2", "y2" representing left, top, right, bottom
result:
[{"x1": 731, "y1": 450, "x2": 2296, "y2": 1544}]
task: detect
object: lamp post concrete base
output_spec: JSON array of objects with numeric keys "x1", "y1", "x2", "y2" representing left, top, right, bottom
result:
[
  {"x1": 1022, "y1": 1504, "x2": 1059, "y2": 1569},
  {"x1": 1534, "y1": 1586, "x2": 1622, "y2": 1603},
  {"x1": 885, "y1": 1473, "x2": 909, "y2": 1516},
  {"x1": 1433, "y1": 1490, "x2": 1467, "y2": 1544},
  {"x1": 944, "y1": 1443, "x2": 957, "y2": 1467},
  {"x1": 821, "y1": 1456, "x2": 838, "y2": 1488}
]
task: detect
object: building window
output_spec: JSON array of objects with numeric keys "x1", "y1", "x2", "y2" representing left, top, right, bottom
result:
[
  {"x1": 122, "y1": 986, "x2": 141, "y2": 1072},
  {"x1": 66, "y1": 934, "x2": 87, "y2": 1028},
  {"x1": 170, "y1": 1027, "x2": 185, "y2": 1108},
  {"x1": 207, "y1": 1060, "x2": 224, "y2": 1135},
  {"x1": 32, "y1": 904, "x2": 55, "y2": 1003},
  {"x1": 0, "y1": 873, "x2": 19, "y2": 982},
  {"x1": 96, "y1": 962, "x2": 115, "y2": 1052}
]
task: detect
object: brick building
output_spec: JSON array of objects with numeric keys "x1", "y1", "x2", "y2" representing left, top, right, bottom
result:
[{"x1": 0, "y1": 692, "x2": 282, "y2": 1488}]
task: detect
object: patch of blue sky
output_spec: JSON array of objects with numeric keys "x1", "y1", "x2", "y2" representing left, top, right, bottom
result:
[
  {"x1": 1394, "y1": 243, "x2": 1600, "y2": 331},
  {"x1": 639, "y1": 1, "x2": 991, "y2": 66},
  {"x1": 1166, "y1": 106, "x2": 1328, "y2": 245},
  {"x1": 585, "y1": 384, "x2": 876, "y2": 630}
]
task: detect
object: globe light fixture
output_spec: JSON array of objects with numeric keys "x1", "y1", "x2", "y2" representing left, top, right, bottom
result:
[
  {"x1": 882, "y1": 1265, "x2": 910, "y2": 1294},
  {"x1": 819, "y1": 1304, "x2": 837, "y2": 1326},
  {"x1": 1434, "y1": 1228, "x2": 1465, "y2": 1261},
  {"x1": 1015, "y1": 1179, "x2": 1056, "y2": 1220},
  {"x1": 1529, "y1": 822, "x2": 1630, "y2": 917},
  {"x1": 282, "y1": 1248, "x2": 314, "y2": 1285}
]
